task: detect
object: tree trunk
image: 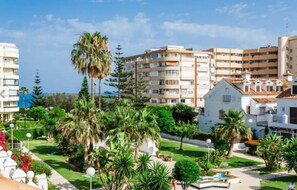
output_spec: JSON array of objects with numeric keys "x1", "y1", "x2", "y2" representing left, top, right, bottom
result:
[
  {"x1": 227, "y1": 139, "x2": 235, "y2": 158},
  {"x1": 179, "y1": 137, "x2": 184, "y2": 151},
  {"x1": 91, "y1": 77, "x2": 94, "y2": 101},
  {"x1": 83, "y1": 140, "x2": 89, "y2": 170},
  {"x1": 98, "y1": 78, "x2": 102, "y2": 110}
]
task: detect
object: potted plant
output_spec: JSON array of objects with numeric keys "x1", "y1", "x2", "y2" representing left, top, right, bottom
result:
[
  {"x1": 156, "y1": 151, "x2": 161, "y2": 158},
  {"x1": 165, "y1": 153, "x2": 173, "y2": 161}
]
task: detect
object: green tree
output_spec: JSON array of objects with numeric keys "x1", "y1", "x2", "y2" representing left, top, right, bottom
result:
[
  {"x1": 282, "y1": 138, "x2": 297, "y2": 174},
  {"x1": 125, "y1": 74, "x2": 150, "y2": 110},
  {"x1": 172, "y1": 103, "x2": 197, "y2": 124},
  {"x1": 258, "y1": 134, "x2": 284, "y2": 170},
  {"x1": 57, "y1": 98, "x2": 103, "y2": 169},
  {"x1": 71, "y1": 32, "x2": 112, "y2": 103},
  {"x1": 147, "y1": 106, "x2": 175, "y2": 132},
  {"x1": 108, "y1": 107, "x2": 160, "y2": 159},
  {"x1": 78, "y1": 76, "x2": 90, "y2": 101},
  {"x1": 44, "y1": 93, "x2": 77, "y2": 112},
  {"x1": 27, "y1": 106, "x2": 48, "y2": 121},
  {"x1": 173, "y1": 160, "x2": 200, "y2": 190},
  {"x1": 175, "y1": 122, "x2": 199, "y2": 151},
  {"x1": 213, "y1": 109, "x2": 252, "y2": 158},
  {"x1": 134, "y1": 161, "x2": 171, "y2": 190},
  {"x1": 105, "y1": 45, "x2": 133, "y2": 101},
  {"x1": 31, "y1": 72, "x2": 46, "y2": 107},
  {"x1": 136, "y1": 153, "x2": 151, "y2": 173}
]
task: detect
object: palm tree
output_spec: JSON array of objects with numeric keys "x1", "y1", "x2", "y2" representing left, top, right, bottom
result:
[
  {"x1": 282, "y1": 138, "x2": 297, "y2": 173},
  {"x1": 136, "y1": 153, "x2": 151, "y2": 173},
  {"x1": 213, "y1": 109, "x2": 252, "y2": 158},
  {"x1": 71, "y1": 32, "x2": 112, "y2": 102},
  {"x1": 57, "y1": 98, "x2": 102, "y2": 169}
]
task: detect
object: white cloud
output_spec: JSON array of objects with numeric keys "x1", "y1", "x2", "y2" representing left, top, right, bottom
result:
[
  {"x1": 162, "y1": 21, "x2": 274, "y2": 48},
  {"x1": 268, "y1": 2, "x2": 287, "y2": 14},
  {"x1": 0, "y1": 28, "x2": 25, "y2": 39},
  {"x1": 216, "y1": 2, "x2": 248, "y2": 18}
]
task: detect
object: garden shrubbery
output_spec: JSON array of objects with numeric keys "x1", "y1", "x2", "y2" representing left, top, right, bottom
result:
[{"x1": 31, "y1": 160, "x2": 52, "y2": 177}]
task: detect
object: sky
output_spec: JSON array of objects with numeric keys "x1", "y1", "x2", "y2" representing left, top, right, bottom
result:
[{"x1": 0, "y1": 0, "x2": 296, "y2": 93}]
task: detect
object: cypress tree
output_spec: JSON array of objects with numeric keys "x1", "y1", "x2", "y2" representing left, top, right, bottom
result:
[{"x1": 31, "y1": 72, "x2": 46, "y2": 107}]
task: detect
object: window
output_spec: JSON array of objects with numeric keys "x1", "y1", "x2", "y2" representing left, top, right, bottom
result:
[
  {"x1": 260, "y1": 107, "x2": 266, "y2": 115},
  {"x1": 181, "y1": 99, "x2": 185, "y2": 103},
  {"x1": 266, "y1": 86, "x2": 273, "y2": 92},
  {"x1": 171, "y1": 99, "x2": 177, "y2": 103},
  {"x1": 290, "y1": 107, "x2": 297, "y2": 124},
  {"x1": 152, "y1": 90, "x2": 159, "y2": 94},
  {"x1": 246, "y1": 106, "x2": 250, "y2": 114},
  {"x1": 223, "y1": 95, "x2": 231, "y2": 102},
  {"x1": 151, "y1": 99, "x2": 157, "y2": 103},
  {"x1": 276, "y1": 86, "x2": 283, "y2": 91},
  {"x1": 244, "y1": 85, "x2": 249, "y2": 92},
  {"x1": 293, "y1": 85, "x2": 297, "y2": 95},
  {"x1": 219, "y1": 110, "x2": 225, "y2": 120},
  {"x1": 255, "y1": 86, "x2": 261, "y2": 92}
]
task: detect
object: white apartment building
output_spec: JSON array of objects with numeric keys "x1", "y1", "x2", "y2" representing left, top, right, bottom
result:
[
  {"x1": 268, "y1": 74, "x2": 297, "y2": 138},
  {"x1": 199, "y1": 72, "x2": 290, "y2": 138},
  {"x1": 0, "y1": 43, "x2": 19, "y2": 121},
  {"x1": 278, "y1": 35, "x2": 297, "y2": 78},
  {"x1": 124, "y1": 45, "x2": 214, "y2": 109}
]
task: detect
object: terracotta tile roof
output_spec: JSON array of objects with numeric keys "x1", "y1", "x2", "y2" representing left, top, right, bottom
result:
[
  {"x1": 224, "y1": 78, "x2": 290, "y2": 96},
  {"x1": 253, "y1": 98, "x2": 276, "y2": 103},
  {"x1": 277, "y1": 88, "x2": 297, "y2": 99}
]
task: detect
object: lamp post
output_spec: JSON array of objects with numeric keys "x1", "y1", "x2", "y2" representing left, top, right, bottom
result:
[
  {"x1": 10, "y1": 123, "x2": 14, "y2": 149},
  {"x1": 206, "y1": 138, "x2": 211, "y2": 163},
  {"x1": 26, "y1": 133, "x2": 32, "y2": 154},
  {"x1": 86, "y1": 167, "x2": 95, "y2": 190}
]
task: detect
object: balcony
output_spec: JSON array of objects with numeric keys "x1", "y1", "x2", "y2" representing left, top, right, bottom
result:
[{"x1": 0, "y1": 106, "x2": 19, "y2": 112}]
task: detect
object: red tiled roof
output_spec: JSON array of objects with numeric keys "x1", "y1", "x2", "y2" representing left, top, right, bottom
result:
[
  {"x1": 253, "y1": 98, "x2": 276, "y2": 103},
  {"x1": 277, "y1": 88, "x2": 297, "y2": 99},
  {"x1": 224, "y1": 78, "x2": 290, "y2": 96}
]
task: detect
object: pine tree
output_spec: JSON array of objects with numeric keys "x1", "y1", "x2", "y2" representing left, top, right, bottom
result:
[
  {"x1": 31, "y1": 72, "x2": 46, "y2": 107},
  {"x1": 105, "y1": 45, "x2": 133, "y2": 100},
  {"x1": 78, "y1": 76, "x2": 90, "y2": 101},
  {"x1": 126, "y1": 73, "x2": 150, "y2": 110}
]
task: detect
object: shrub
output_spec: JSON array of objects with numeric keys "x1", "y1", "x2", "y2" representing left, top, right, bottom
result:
[
  {"x1": 31, "y1": 160, "x2": 52, "y2": 177},
  {"x1": 173, "y1": 160, "x2": 200, "y2": 190},
  {"x1": 12, "y1": 128, "x2": 46, "y2": 140},
  {"x1": 68, "y1": 144, "x2": 84, "y2": 171},
  {"x1": 12, "y1": 149, "x2": 32, "y2": 172},
  {"x1": 245, "y1": 140, "x2": 260, "y2": 155}
]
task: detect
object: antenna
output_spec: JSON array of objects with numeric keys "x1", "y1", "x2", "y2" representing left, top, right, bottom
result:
[{"x1": 286, "y1": 23, "x2": 289, "y2": 36}]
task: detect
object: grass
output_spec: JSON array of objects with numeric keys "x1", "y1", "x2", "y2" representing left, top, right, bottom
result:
[
  {"x1": 261, "y1": 175, "x2": 297, "y2": 190},
  {"x1": 158, "y1": 139, "x2": 262, "y2": 168},
  {"x1": 27, "y1": 139, "x2": 101, "y2": 190},
  {"x1": 252, "y1": 167, "x2": 287, "y2": 175}
]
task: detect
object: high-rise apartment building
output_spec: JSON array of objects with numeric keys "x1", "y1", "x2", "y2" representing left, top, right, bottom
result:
[
  {"x1": 0, "y1": 43, "x2": 19, "y2": 121},
  {"x1": 243, "y1": 46, "x2": 278, "y2": 78},
  {"x1": 124, "y1": 45, "x2": 214, "y2": 109},
  {"x1": 278, "y1": 35, "x2": 297, "y2": 78}
]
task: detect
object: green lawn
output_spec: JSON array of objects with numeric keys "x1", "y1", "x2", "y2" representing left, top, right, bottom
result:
[
  {"x1": 27, "y1": 140, "x2": 100, "y2": 190},
  {"x1": 261, "y1": 175, "x2": 297, "y2": 190},
  {"x1": 252, "y1": 167, "x2": 287, "y2": 175},
  {"x1": 158, "y1": 139, "x2": 262, "y2": 168}
]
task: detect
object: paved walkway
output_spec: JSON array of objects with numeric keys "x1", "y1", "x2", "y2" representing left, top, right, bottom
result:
[{"x1": 22, "y1": 147, "x2": 78, "y2": 190}]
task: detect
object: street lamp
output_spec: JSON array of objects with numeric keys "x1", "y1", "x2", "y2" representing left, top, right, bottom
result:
[
  {"x1": 10, "y1": 123, "x2": 14, "y2": 149},
  {"x1": 86, "y1": 167, "x2": 95, "y2": 190},
  {"x1": 206, "y1": 138, "x2": 212, "y2": 163},
  {"x1": 26, "y1": 133, "x2": 32, "y2": 154}
]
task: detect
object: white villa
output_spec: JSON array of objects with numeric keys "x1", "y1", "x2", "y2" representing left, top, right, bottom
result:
[
  {"x1": 268, "y1": 74, "x2": 297, "y2": 138},
  {"x1": 199, "y1": 72, "x2": 290, "y2": 139}
]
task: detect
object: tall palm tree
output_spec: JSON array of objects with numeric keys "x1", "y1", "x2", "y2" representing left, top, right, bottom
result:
[
  {"x1": 108, "y1": 107, "x2": 160, "y2": 159},
  {"x1": 71, "y1": 32, "x2": 112, "y2": 102},
  {"x1": 57, "y1": 98, "x2": 102, "y2": 169},
  {"x1": 214, "y1": 109, "x2": 252, "y2": 158}
]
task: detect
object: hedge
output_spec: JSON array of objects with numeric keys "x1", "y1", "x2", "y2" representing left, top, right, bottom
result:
[{"x1": 11, "y1": 128, "x2": 48, "y2": 141}]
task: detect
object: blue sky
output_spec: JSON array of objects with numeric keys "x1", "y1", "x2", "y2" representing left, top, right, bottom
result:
[{"x1": 0, "y1": 0, "x2": 296, "y2": 93}]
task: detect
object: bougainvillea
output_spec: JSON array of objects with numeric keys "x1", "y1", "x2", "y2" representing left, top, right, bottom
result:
[
  {"x1": 0, "y1": 131, "x2": 7, "y2": 151},
  {"x1": 11, "y1": 151, "x2": 32, "y2": 172}
]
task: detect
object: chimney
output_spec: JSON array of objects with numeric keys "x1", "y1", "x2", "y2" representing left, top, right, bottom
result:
[
  {"x1": 283, "y1": 70, "x2": 293, "y2": 81},
  {"x1": 242, "y1": 70, "x2": 251, "y2": 81}
]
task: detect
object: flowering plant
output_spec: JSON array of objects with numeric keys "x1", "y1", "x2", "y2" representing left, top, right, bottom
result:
[
  {"x1": 0, "y1": 131, "x2": 7, "y2": 151},
  {"x1": 12, "y1": 150, "x2": 32, "y2": 172}
]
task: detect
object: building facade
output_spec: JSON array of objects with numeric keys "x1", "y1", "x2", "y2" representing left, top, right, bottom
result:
[
  {"x1": 0, "y1": 43, "x2": 19, "y2": 121},
  {"x1": 268, "y1": 75, "x2": 297, "y2": 138},
  {"x1": 124, "y1": 45, "x2": 214, "y2": 109},
  {"x1": 199, "y1": 73, "x2": 290, "y2": 138},
  {"x1": 278, "y1": 35, "x2": 297, "y2": 78}
]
